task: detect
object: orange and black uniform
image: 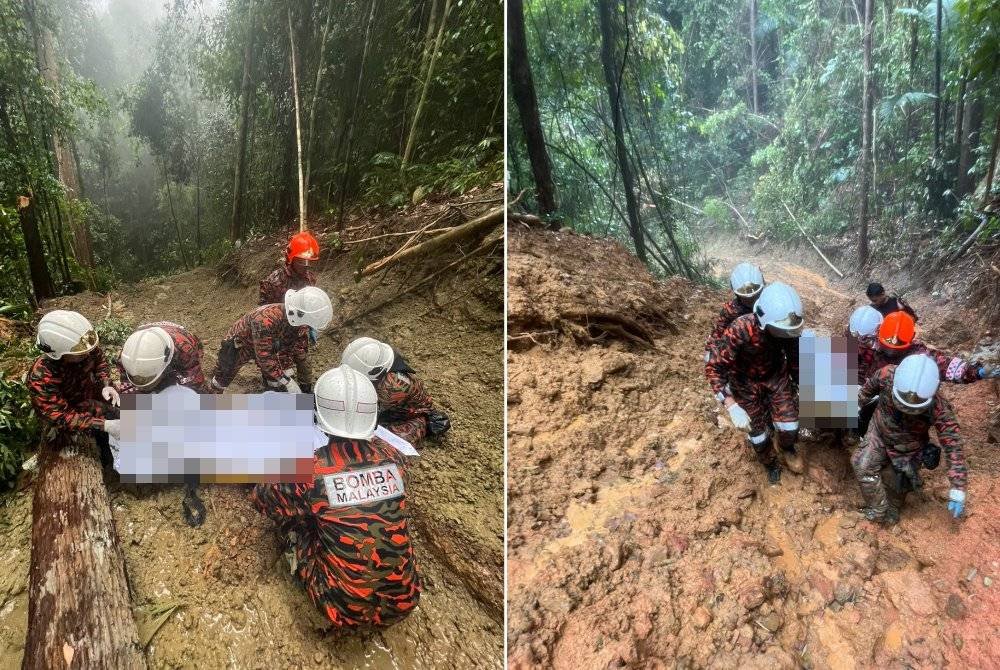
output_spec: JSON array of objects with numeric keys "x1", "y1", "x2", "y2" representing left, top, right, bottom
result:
[
  {"x1": 872, "y1": 341, "x2": 980, "y2": 384},
  {"x1": 376, "y1": 371, "x2": 434, "y2": 445},
  {"x1": 706, "y1": 297, "x2": 753, "y2": 346},
  {"x1": 27, "y1": 349, "x2": 113, "y2": 432},
  {"x1": 213, "y1": 304, "x2": 311, "y2": 388},
  {"x1": 118, "y1": 321, "x2": 213, "y2": 394},
  {"x1": 259, "y1": 265, "x2": 317, "y2": 306},
  {"x1": 251, "y1": 434, "x2": 421, "y2": 628}
]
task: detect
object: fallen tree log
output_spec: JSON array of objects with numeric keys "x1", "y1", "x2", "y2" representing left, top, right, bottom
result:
[
  {"x1": 782, "y1": 203, "x2": 845, "y2": 279},
  {"x1": 360, "y1": 206, "x2": 503, "y2": 277},
  {"x1": 23, "y1": 431, "x2": 146, "y2": 670}
]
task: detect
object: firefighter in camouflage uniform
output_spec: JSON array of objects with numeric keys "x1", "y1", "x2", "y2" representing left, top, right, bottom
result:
[
  {"x1": 211, "y1": 287, "x2": 333, "y2": 393},
  {"x1": 119, "y1": 322, "x2": 213, "y2": 526},
  {"x1": 27, "y1": 310, "x2": 121, "y2": 469},
  {"x1": 259, "y1": 231, "x2": 320, "y2": 306},
  {"x1": 704, "y1": 262, "x2": 765, "y2": 362},
  {"x1": 853, "y1": 354, "x2": 968, "y2": 525},
  {"x1": 706, "y1": 282, "x2": 804, "y2": 484},
  {"x1": 341, "y1": 336, "x2": 449, "y2": 447},
  {"x1": 251, "y1": 365, "x2": 421, "y2": 628}
]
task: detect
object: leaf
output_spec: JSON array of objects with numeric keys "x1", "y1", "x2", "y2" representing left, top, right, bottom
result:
[{"x1": 135, "y1": 601, "x2": 184, "y2": 648}]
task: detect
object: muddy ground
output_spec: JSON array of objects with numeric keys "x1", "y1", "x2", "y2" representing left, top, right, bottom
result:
[
  {"x1": 507, "y1": 228, "x2": 1000, "y2": 669},
  {"x1": 0, "y1": 193, "x2": 504, "y2": 668}
]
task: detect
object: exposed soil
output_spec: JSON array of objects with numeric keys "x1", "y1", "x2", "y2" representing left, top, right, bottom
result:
[
  {"x1": 0, "y1": 192, "x2": 503, "y2": 668},
  {"x1": 507, "y1": 228, "x2": 1000, "y2": 669}
]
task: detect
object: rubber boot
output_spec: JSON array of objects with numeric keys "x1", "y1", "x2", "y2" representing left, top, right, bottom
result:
[{"x1": 766, "y1": 463, "x2": 782, "y2": 485}]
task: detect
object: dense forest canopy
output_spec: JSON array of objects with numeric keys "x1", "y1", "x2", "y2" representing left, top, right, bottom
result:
[
  {"x1": 1, "y1": 0, "x2": 503, "y2": 308},
  {"x1": 508, "y1": 0, "x2": 1000, "y2": 276}
]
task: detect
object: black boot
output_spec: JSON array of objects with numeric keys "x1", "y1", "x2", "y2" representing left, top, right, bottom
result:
[
  {"x1": 182, "y1": 482, "x2": 206, "y2": 528},
  {"x1": 766, "y1": 463, "x2": 781, "y2": 485}
]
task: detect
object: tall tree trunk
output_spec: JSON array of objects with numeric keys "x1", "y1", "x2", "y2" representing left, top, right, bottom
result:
[
  {"x1": 904, "y1": 17, "x2": 918, "y2": 142},
  {"x1": 749, "y1": 0, "x2": 759, "y2": 114},
  {"x1": 933, "y1": 0, "x2": 942, "y2": 158},
  {"x1": 230, "y1": 1, "x2": 255, "y2": 243},
  {"x1": 983, "y1": 113, "x2": 1000, "y2": 209},
  {"x1": 508, "y1": 0, "x2": 558, "y2": 222},
  {"x1": 596, "y1": 0, "x2": 647, "y2": 264},
  {"x1": 195, "y1": 152, "x2": 202, "y2": 265},
  {"x1": 402, "y1": 0, "x2": 452, "y2": 167},
  {"x1": 288, "y1": 8, "x2": 306, "y2": 232},
  {"x1": 953, "y1": 73, "x2": 966, "y2": 157},
  {"x1": 858, "y1": 0, "x2": 874, "y2": 268},
  {"x1": 304, "y1": 0, "x2": 335, "y2": 203},
  {"x1": 336, "y1": 0, "x2": 378, "y2": 229},
  {"x1": 957, "y1": 82, "x2": 984, "y2": 200},
  {"x1": 165, "y1": 179, "x2": 190, "y2": 270},
  {"x1": 23, "y1": 433, "x2": 146, "y2": 669}
]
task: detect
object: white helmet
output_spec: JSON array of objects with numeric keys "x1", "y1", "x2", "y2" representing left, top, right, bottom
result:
[
  {"x1": 849, "y1": 305, "x2": 883, "y2": 338},
  {"x1": 730, "y1": 262, "x2": 765, "y2": 299},
  {"x1": 341, "y1": 337, "x2": 394, "y2": 380},
  {"x1": 754, "y1": 282, "x2": 804, "y2": 337},
  {"x1": 36, "y1": 310, "x2": 98, "y2": 360},
  {"x1": 284, "y1": 286, "x2": 333, "y2": 330},
  {"x1": 121, "y1": 327, "x2": 174, "y2": 389},
  {"x1": 892, "y1": 354, "x2": 940, "y2": 414},
  {"x1": 314, "y1": 365, "x2": 378, "y2": 439}
]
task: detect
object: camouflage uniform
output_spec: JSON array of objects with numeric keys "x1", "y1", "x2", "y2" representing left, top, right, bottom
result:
[
  {"x1": 251, "y1": 434, "x2": 421, "y2": 628},
  {"x1": 872, "y1": 341, "x2": 980, "y2": 384},
  {"x1": 213, "y1": 304, "x2": 311, "y2": 388},
  {"x1": 27, "y1": 349, "x2": 113, "y2": 432},
  {"x1": 118, "y1": 321, "x2": 213, "y2": 394},
  {"x1": 852, "y1": 365, "x2": 966, "y2": 517},
  {"x1": 857, "y1": 335, "x2": 878, "y2": 385},
  {"x1": 259, "y1": 265, "x2": 317, "y2": 306},
  {"x1": 376, "y1": 371, "x2": 434, "y2": 446},
  {"x1": 706, "y1": 297, "x2": 753, "y2": 346},
  {"x1": 706, "y1": 313, "x2": 799, "y2": 466}
]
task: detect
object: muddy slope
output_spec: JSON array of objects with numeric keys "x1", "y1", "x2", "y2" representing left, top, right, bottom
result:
[
  {"x1": 507, "y1": 228, "x2": 1000, "y2": 669},
  {"x1": 0, "y1": 194, "x2": 503, "y2": 668}
]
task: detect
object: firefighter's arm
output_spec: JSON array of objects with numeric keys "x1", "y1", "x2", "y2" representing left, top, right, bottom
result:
[
  {"x1": 251, "y1": 319, "x2": 285, "y2": 383},
  {"x1": 928, "y1": 347, "x2": 980, "y2": 384},
  {"x1": 94, "y1": 349, "x2": 113, "y2": 387},
  {"x1": 250, "y1": 482, "x2": 314, "y2": 520},
  {"x1": 858, "y1": 367, "x2": 885, "y2": 405},
  {"x1": 292, "y1": 328, "x2": 311, "y2": 385},
  {"x1": 705, "y1": 324, "x2": 741, "y2": 400},
  {"x1": 404, "y1": 375, "x2": 434, "y2": 417},
  {"x1": 933, "y1": 399, "x2": 967, "y2": 491},
  {"x1": 27, "y1": 370, "x2": 103, "y2": 431}
]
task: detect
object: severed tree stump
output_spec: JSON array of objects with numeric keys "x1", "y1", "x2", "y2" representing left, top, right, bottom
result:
[{"x1": 23, "y1": 431, "x2": 147, "y2": 670}]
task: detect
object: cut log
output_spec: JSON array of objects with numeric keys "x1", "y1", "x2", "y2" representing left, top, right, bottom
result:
[
  {"x1": 359, "y1": 207, "x2": 503, "y2": 277},
  {"x1": 23, "y1": 431, "x2": 146, "y2": 670}
]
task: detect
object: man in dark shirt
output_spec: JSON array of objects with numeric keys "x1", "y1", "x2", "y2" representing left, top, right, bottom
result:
[{"x1": 866, "y1": 282, "x2": 917, "y2": 321}]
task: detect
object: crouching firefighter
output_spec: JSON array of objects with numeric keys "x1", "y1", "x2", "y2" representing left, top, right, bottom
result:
[
  {"x1": 27, "y1": 310, "x2": 121, "y2": 469},
  {"x1": 341, "y1": 336, "x2": 451, "y2": 447},
  {"x1": 212, "y1": 287, "x2": 333, "y2": 393},
  {"x1": 852, "y1": 353, "x2": 967, "y2": 526},
  {"x1": 119, "y1": 323, "x2": 212, "y2": 527},
  {"x1": 251, "y1": 365, "x2": 421, "y2": 628},
  {"x1": 706, "y1": 282, "x2": 804, "y2": 484},
  {"x1": 704, "y1": 262, "x2": 765, "y2": 362}
]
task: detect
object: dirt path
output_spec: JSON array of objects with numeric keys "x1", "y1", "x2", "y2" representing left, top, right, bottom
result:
[
  {"x1": 507, "y1": 229, "x2": 1000, "y2": 669},
  {"x1": 0, "y1": 203, "x2": 503, "y2": 668}
]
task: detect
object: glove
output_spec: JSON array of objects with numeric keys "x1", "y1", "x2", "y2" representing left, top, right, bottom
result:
[
  {"x1": 703, "y1": 351, "x2": 710, "y2": 363},
  {"x1": 102, "y1": 385, "x2": 121, "y2": 407},
  {"x1": 978, "y1": 365, "x2": 999, "y2": 379},
  {"x1": 727, "y1": 403, "x2": 751, "y2": 431},
  {"x1": 948, "y1": 488, "x2": 966, "y2": 518},
  {"x1": 103, "y1": 419, "x2": 121, "y2": 441},
  {"x1": 285, "y1": 378, "x2": 302, "y2": 394},
  {"x1": 309, "y1": 328, "x2": 318, "y2": 345}
]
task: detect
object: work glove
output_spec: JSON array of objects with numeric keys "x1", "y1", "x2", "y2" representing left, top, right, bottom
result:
[
  {"x1": 977, "y1": 365, "x2": 1000, "y2": 379},
  {"x1": 727, "y1": 403, "x2": 751, "y2": 431},
  {"x1": 103, "y1": 419, "x2": 121, "y2": 441},
  {"x1": 285, "y1": 378, "x2": 302, "y2": 394},
  {"x1": 309, "y1": 328, "x2": 319, "y2": 345},
  {"x1": 102, "y1": 385, "x2": 121, "y2": 407},
  {"x1": 947, "y1": 488, "x2": 966, "y2": 518},
  {"x1": 703, "y1": 351, "x2": 710, "y2": 363}
]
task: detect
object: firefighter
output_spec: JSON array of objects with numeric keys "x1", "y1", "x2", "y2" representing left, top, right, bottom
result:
[
  {"x1": 212, "y1": 286, "x2": 333, "y2": 393},
  {"x1": 706, "y1": 282, "x2": 804, "y2": 484},
  {"x1": 27, "y1": 310, "x2": 120, "y2": 469},
  {"x1": 872, "y1": 311, "x2": 998, "y2": 384},
  {"x1": 119, "y1": 322, "x2": 212, "y2": 526},
  {"x1": 704, "y1": 262, "x2": 765, "y2": 362},
  {"x1": 852, "y1": 354, "x2": 967, "y2": 525},
  {"x1": 259, "y1": 231, "x2": 320, "y2": 306},
  {"x1": 341, "y1": 336, "x2": 449, "y2": 447},
  {"x1": 866, "y1": 282, "x2": 917, "y2": 321},
  {"x1": 848, "y1": 305, "x2": 882, "y2": 385},
  {"x1": 251, "y1": 365, "x2": 421, "y2": 628}
]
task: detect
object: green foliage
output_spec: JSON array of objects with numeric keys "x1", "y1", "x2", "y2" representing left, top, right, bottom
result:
[
  {"x1": 95, "y1": 316, "x2": 134, "y2": 347},
  {"x1": 0, "y1": 375, "x2": 37, "y2": 490}
]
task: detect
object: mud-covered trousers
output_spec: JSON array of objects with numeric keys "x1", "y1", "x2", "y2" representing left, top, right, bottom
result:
[
  {"x1": 730, "y1": 372, "x2": 798, "y2": 466},
  {"x1": 850, "y1": 425, "x2": 925, "y2": 516}
]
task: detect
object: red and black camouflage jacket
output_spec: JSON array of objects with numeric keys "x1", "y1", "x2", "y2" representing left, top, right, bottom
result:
[
  {"x1": 27, "y1": 349, "x2": 112, "y2": 431},
  {"x1": 872, "y1": 341, "x2": 979, "y2": 384},
  {"x1": 860, "y1": 365, "x2": 966, "y2": 490},
  {"x1": 857, "y1": 335, "x2": 878, "y2": 385},
  {"x1": 375, "y1": 371, "x2": 433, "y2": 425},
  {"x1": 226, "y1": 303, "x2": 310, "y2": 384},
  {"x1": 706, "y1": 297, "x2": 753, "y2": 349},
  {"x1": 259, "y1": 265, "x2": 317, "y2": 306},
  {"x1": 705, "y1": 313, "x2": 798, "y2": 400},
  {"x1": 250, "y1": 434, "x2": 421, "y2": 628},
  {"x1": 117, "y1": 321, "x2": 212, "y2": 394}
]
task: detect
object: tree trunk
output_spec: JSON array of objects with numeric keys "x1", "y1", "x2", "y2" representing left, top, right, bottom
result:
[
  {"x1": 904, "y1": 17, "x2": 917, "y2": 142},
  {"x1": 596, "y1": 0, "x2": 647, "y2": 264},
  {"x1": 402, "y1": 0, "x2": 452, "y2": 167},
  {"x1": 195, "y1": 152, "x2": 202, "y2": 265},
  {"x1": 933, "y1": 0, "x2": 942, "y2": 158},
  {"x1": 953, "y1": 73, "x2": 966, "y2": 159},
  {"x1": 23, "y1": 432, "x2": 146, "y2": 669},
  {"x1": 230, "y1": 1, "x2": 255, "y2": 243},
  {"x1": 288, "y1": 8, "x2": 306, "y2": 232},
  {"x1": 749, "y1": 0, "x2": 759, "y2": 114},
  {"x1": 983, "y1": 113, "x2": 1000, "y2": 209},
  {"x1": 304, "y1": 0, "x2": 335, "y2": 203},
  {"x1": 165, "y1": 179, "x2": 190, "y2": 270},
  {"x1": 858, "y1": 0, "x2": 874, "y2": 268},
  {"x1": 508, "y1": 0, "x2": 558, "y2": 222},
  {"x1": 17, "y1": 198, "x2": 55, "y2": 302},
  {"x1": 957, "y1": 83, "x2": 984, "y2": 200}
]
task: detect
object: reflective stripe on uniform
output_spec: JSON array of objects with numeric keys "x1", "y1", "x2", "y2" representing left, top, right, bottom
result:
[
  {"x1": 774, "y1": 420, "x2": 798, "y2": 431},
  {"x1": 749, "y1": 432, "x2": 769, "y2": 445}
]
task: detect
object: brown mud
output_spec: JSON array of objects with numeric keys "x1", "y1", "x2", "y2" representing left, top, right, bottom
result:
[
  {"x1": 507, "y1": 228, "x2": 1000, "y2": 669},
  {"x1": 0, "y1": 192, "x2": 503, "y2": 668}
]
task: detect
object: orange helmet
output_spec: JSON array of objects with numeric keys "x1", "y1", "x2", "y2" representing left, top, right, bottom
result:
[
  {"x1": 878, "y1": 311, "x2": 916, "y2": 351},
  {"x1": 286, "y1": 231, "x2": 320, "y2": 264}
]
